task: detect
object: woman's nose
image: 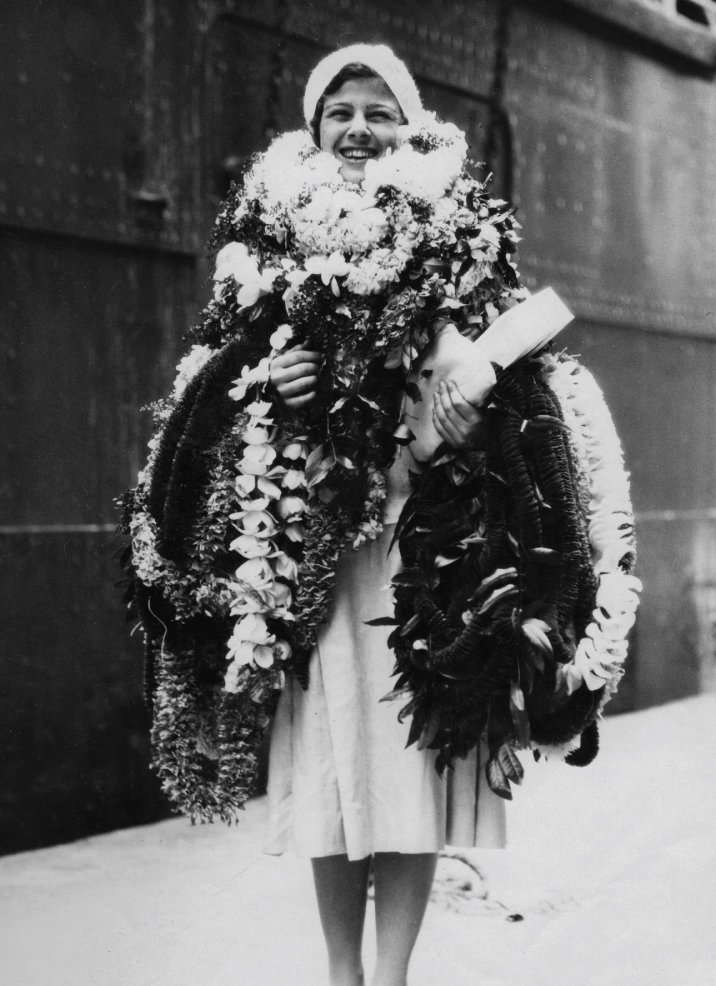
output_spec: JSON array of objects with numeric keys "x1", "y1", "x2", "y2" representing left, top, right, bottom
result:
[{"x1": 347, "y1": 113, "x2": 369, "y2": 138}]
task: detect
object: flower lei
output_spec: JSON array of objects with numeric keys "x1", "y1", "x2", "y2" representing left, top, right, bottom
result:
[{"x1": 119, "y1": 114, "x2": 638, "y2": 820}]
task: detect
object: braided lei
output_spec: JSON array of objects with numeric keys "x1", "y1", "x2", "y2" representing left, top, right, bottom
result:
[{"x1": 119, "y1": 114, "x2": 640, "y2": 820}]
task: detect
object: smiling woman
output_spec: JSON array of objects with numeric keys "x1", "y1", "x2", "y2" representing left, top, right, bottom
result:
[
  {"x1": 315, "y1": 70, "x2": 404, "y2": 183},
  {"x1": 121, "y1": 40, "x2": 637, "y2": 986}
]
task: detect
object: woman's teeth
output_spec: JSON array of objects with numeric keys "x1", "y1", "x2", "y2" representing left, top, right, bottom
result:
[{"x1": 341, "y1": 149, "x2": 376, "y2": 160}]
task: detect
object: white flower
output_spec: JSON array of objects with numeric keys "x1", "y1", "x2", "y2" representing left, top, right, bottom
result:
[
  {"x1": 237, "y1": 267, "x2": 279, "y2": 309},
  {"x1": 276, "y1": 496, "x2": 306, "y2": 522},
  {"x1": 172, "y1": 345, "x2": 214, "y2": 398},
  {"x1": 245, "y1": 400, "x2": 274, "y2": 421},
  {"x1": 282, "y1": 268, "x2": 312, "y2": 310},
  {"x1": 284, "y1": 522, "x2": 304, "y2": 542},
  {"x1": 228, "y1": 357, "x2": 272, "y2": 402},
  {"x1": 305, "y1": 252, "x2": 354, "y2": 296},
  {"x1": 298, "y1": 185, "x2": 335, "y2": 223},
  {"x1": 270, "y1": 323, "x2": 294, "y2": 350},
  {"x1": 232, "y1": 509, "x2": 278, "y2": 539},
  {"x1": 213, "y1": 242, "x2": 254, "y2": 283},
  {"x1": 274, "y1": 552, "x2": 299, "y2": 581},
  {"x1": 240, "y1": 443, "x2": 277, "y2": 475},
  {"x1": 230, "y1": 533, "x2": 273, "y2": 558},
  {"x1": 213, "y1": 242, "x2": 279, "y2": 309},
  {"x1": 235, "y1": 556, "x2": 274, "y2": 588},
  {"x1": 234, "y1": 613, "x2": 275, "y2": 646},
  {"x1": 242, "y1": 425, "x2": 272, "y2": 445},
  {"x1": 282, "y1": 441, "x2": 307, "y2": 461},
  {"x1": 282, "y1": 468, "x2": 306, "y2": 490}
]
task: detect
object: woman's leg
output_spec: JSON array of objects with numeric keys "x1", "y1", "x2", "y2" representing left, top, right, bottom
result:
[
  {"x1": 311, "y1": 853, "x2": 372, "y2": 986},
  {"x1": 371, "y1": 852, "x2": 438, "y2": 986}
]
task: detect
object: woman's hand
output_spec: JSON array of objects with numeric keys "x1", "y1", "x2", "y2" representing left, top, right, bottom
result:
[
  {"x1": 432, "y1": 379, "x2": 487, "y2": 450},
  {"x1": 270, "y1": 344, "x2": 322, "y2": 409}
]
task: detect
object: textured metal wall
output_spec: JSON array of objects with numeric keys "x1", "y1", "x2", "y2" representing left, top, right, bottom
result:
[
  {"x1": 0, "y1": 1, "x2": 200, "y2": 853},
  {"x1": 2, "y1": 0, "x2": 715, "y2": 851}
]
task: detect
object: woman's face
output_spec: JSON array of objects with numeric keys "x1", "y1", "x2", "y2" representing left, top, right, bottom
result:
[{"x1": 319, "y1": 76, "x2": 403, "y2": 183}]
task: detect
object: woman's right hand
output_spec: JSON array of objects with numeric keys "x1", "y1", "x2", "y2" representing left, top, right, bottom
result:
[{"x1": 270, "y1": 343, "x2": 322, "y2": 409}]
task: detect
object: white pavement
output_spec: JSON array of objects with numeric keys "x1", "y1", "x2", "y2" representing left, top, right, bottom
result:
[{"x1": 1, "y1": 693, "x2": 715, "y2": 986}]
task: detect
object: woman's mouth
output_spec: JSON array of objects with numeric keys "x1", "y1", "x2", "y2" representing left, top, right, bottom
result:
[{"x1": 339, "y1": 147, "x2": 378, "y2": 161}]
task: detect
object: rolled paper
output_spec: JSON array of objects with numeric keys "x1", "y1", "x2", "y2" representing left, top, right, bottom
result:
[{"x1": 404, "y1": 288, "x2": 574, "y2": 461}]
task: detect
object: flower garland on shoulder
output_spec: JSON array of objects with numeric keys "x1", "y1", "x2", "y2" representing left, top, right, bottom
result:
[{"x1": 119, "y1": 113, "x2": 638, "y2": 820}]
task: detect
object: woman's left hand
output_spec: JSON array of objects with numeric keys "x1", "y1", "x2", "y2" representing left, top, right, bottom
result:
[{"x1": 432, "y1": 380, "x2": 487, "y2": 450}]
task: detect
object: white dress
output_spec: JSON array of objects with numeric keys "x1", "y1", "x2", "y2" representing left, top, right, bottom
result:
[{"x1": 264, "y1": 449, "x2": 507, "y2": 861}]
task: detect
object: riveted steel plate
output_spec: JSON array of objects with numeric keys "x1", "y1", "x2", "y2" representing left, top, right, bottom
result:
[{"x1": 508, "y1": 4, "x2": 716, "y2": 337}]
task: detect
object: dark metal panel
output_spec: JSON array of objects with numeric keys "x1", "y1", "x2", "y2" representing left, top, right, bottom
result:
[
  {"x1": 548, "y1": 0, "x2": 716, "y2": 68},
  {"x1": 507, "y1": 3, "x2": 716, "y2": 337},
  {"x1": 216, "y1": 0, "x2": 500, "y2": 100},
  {"x1": 0, "y1": 229, "x2": 195, "y2": 526},
  {"x1": 0, "y1": 0, "x2": 202, "y2": 254},
  {"x1": 565, "y1": 321, "x2": 716, "y2": 516},
  {"x1": 0, "y1": 533, "x2": 168, "y2": 855}
]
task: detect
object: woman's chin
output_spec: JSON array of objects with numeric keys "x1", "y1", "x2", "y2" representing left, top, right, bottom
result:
[{"x1": 339, "y1": 161, "x2": 368, "y2": 184}]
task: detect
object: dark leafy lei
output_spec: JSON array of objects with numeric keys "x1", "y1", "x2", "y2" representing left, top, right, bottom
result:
[{"x1": 119, "y1": 119, "x2": 632, "y2": 821}]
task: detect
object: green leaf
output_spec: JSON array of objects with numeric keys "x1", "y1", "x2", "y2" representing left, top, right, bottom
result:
[
  {"x1": 497, "y1": 741, "x2": 524, "y2": 785},
  {"x1": 486, "y1": 756, "x2": 513, "y2": 800},
  {"x1": 398, "y1": 613, "x2": 422, "y2": 637},
  {"x1": 380, "y1": 686, "x2": 412, "y2": 703},
  {"x1": 417, "y1": 710, "x2": 441, "y2": 751},
  {"x1": 521, "y1": 618, "x2": 553, "y2": 655},
  {"x1": 469, "y1": 567, "x2": 518, "y2": 602},
  {"x1": 357, "y1": 394, "x2": 381, "y2": 412},
  {"x1": 477, "y1": 584, "x2": 518, "y2": 616},
  {"x1": 398, "y1": 696, "x2": 420, "y2": 724},
  {"x1": 392, "y1": 570, "x2": 428, "y2": 587},
  {"x1": 510, "y1": 682, "x2": 525, "y2": 711},
  {"x1": 305, "y1": 453, "x2": 336, "y2": 489},
  {"x1": 365, "y1": 616, "x2": 401, "y2": 627}
]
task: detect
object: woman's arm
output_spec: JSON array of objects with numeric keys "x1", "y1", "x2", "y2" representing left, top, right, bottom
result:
[
  {"x1": 269, "y1": 344, "x2": 322, "y2": 409},
  {"x1": 432, "y1": 380, "x2": 487, "y2": 450}
]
